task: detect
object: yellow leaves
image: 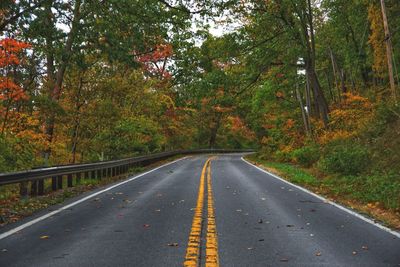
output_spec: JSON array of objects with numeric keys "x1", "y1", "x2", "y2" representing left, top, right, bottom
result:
[
  {"x1": 315, "y1": 93, "x2": 374, "y2": 145},
  {"x1": 40, "y1": 235, "x2": 50, "y2": 239},
  {"x1": 368, "y1": 4, "x2": 387, "y2": 78},
  {"x1": 318, "y1": 130, "x2": 354, "y2": 145}
]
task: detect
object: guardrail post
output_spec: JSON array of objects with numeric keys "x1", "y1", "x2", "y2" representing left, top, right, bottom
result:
[
  {"x1": 38, "y1": 179, "x2": 44, "y2": 195},
  {"x1": 76, "y1": 172, "x2": 81, "y2": 184},
  {"x1": 112, "y1": 167, "x2": 115, "y2": 178},
  {"x1": 103, "y1": 168, "x2": 106, "y2": 178},
  {"x1": 91, "y1": 170, "x2": 96, "y2": 180},
  {"x1": 30, "y1": 180, "x2": 38, "y2": 197},
  {"x1": 52, "y1": 176, "x2": 57, "y2": 191},
  {"x1": 57, "y1": 175, "x2": 63, "y2": 190},
  {"x1": 20, "y1": 182, "x2": 28, "y2": 198},
  {"x1": 97, "y1": 169, "x2": 101, "y2": 180},
  {"x1": 67, "y1": 174, "x2": 73, "y2": 187},
  {"x1": 84, "y1": 171, "x2": 89, "y2": 180}
]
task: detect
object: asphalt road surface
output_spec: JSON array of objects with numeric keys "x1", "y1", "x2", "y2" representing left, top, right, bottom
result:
[{"x1": 0, "y1": 154, "x2": 399, "y2": 266}]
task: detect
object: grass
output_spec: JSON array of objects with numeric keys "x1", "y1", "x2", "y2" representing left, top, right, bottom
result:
[{"x1": 246, "y1": 153, "x2": 400, "y2": 230}]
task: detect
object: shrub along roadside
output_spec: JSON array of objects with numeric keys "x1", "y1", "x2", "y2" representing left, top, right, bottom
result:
[{"x1": 245, "y1": 154, "x2": 400, "y2": 230}]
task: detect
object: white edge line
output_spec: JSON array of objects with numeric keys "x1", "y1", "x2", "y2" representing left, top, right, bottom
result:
[
  {"x1": 241, "y1": 157, "x2": 400, "y2": 239},
  {"x1": 0, "y1": 156, "x2": 188, "y2": 240}
]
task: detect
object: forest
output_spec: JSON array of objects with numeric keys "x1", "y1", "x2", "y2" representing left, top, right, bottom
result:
[{"x1": 0, "y1": 1, "x2": 399, "y2": 223}]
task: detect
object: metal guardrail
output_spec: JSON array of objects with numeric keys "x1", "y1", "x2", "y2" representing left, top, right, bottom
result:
[{"x1": 0, "y1": 149, "x2": 253, "y2": 197}]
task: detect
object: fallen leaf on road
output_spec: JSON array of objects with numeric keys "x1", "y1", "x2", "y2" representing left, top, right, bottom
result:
[
  {"x1": 258, "y1": 219, "x2": 263, "y2": 224},
  {"x1": 167, "y1": 243, "x2": 178, "y2": 247},
  {"x1": 1, "y1": 249, "x2": 7, "y2": 252},
  {"x1": 236, "y1": 209, "x2": 242, "y2": 212},
  {"x1": 247, "y1": 247, "x2": 253, "y2": 250},
  {"x1": 315, "y1": 252, "x2": 321, "y2": 256},
  {"x1": 310, "y1": 234, "x2": 314, "y2": 237},
  {"x1": 40, "y1": 235, "x2": 49, "y2": 239},
  {"x1": 352, "y1": 251, "x2": 357, "y2": 255},
  {"x1": 261, "y1": 198, "x2": 266, "y2": 201},
  {"x1": 155, "y1": 209, "x2": 161, "y2": 212},
  {"x1": 361, "y1": 246, "x2": 368, "y2": 250},
  {"x1": 143, "y1": 224, "x2": 150, "y2": 228},
  {"x1": 280, "y1": 258, "x2": 288, "y2": 262}
]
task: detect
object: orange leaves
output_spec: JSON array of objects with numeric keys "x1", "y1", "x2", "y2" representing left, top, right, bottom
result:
[
  {"x1": 0, "y1": 77, "x2": 29, "y2": 102},
  {"x1": 0, "y1": 38, "x2": 30, "y2": 67},
  {"x1": 136, "y1": 43, "x2": 173, "y2": 79},
  {"x1": 227, "y1": 116, "x2": 256, "y2": 141},
  {"x1": 285, "y1": 119, "x2": 295, "y2": 129},
  {"x1": 0, "y1": 40, "x2": 30, "y2": 104}
]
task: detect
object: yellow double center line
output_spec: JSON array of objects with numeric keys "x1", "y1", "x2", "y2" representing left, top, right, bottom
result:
[{"x1": 184, "y1": 157, "x2": 219, "y2": 267}]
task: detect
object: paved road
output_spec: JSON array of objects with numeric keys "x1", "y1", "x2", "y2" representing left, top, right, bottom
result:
[{"x1": 0, "y1": 154, "x2": 399, "y2": 266}]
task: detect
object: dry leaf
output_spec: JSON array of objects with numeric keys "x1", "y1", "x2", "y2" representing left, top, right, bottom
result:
[
  {"x1": 352, "y1": 251, "x2": 357, "y2": 255},
  {"x1": 315, "y1": 252, "x2": 321, "y2": 256},
  {"x1": 361, "y1": 246, "x2": 368, "y2": 250},
  {"x1": 168, "y1": 243, "x2": 178, "y2": 247},
  {"x1": 40, "y1": 235, "x2": 49, "y2": 239}
]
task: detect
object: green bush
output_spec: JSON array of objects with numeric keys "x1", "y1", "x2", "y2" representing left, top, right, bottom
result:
[
  {"x1": 292, "y1": 145, "x2": 320, "y2": 167},
  {"x1": 318, "y1": 141, "x2": 370, "y2": 175},
  {"x1": 274, "y1": 150, "x2": 292, "y2": 162},
  {"x1": 326, "y1": 173, "x2": 400, "y2": 210}
]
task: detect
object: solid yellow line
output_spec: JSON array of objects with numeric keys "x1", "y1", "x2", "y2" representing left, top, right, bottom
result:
[
  {"x1": 184, "y1": 158, "x2": 210, "y2": 267},
  {"x1": 205, "y1": 159, "x2": 219, "y2": 267}
]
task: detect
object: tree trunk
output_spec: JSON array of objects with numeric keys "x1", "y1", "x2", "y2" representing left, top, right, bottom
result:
[
  {"x1": 209, "y1": 113, "x2": 222, "y2": 148},
  {"x1": 296, "y1": 83, "x2": 311, "y2": 136},
  {"x1": 380, "y1": 0, "x2": 397, "y2": 103},
  {"x1": 43, "y1": 0, "x2": 82, "y2": 162}
]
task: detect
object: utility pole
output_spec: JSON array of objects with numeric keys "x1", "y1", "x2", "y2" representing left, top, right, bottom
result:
[{"x1": 380, "y1": 0, "x2": 397, "y2": 104}]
